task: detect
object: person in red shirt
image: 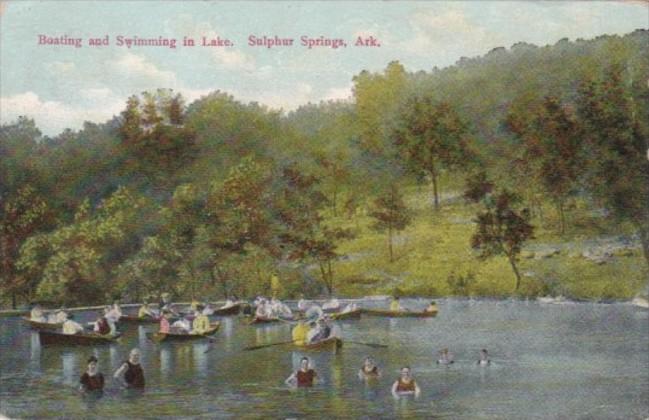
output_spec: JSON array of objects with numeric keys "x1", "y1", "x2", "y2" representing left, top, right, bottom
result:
[
  {"x1": 79, "y1": 356, "x2": 104, "y2": 393},
  {"x1": 285, "y1": 357, "x2": 319, "y2": 388},
  {"x1": 159, "y1": 310, "x2": 171, "y2": 333},
  {"x1": 391, "y1": 366, "x2": 421, "y2": 397}
]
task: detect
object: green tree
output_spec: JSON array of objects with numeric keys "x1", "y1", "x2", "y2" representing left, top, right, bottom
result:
[
  {"x1": 369, "y1": 184, "x2": 411, "y2": 262},
  {"x1": 471, "y1": 189, "x2": 534, "y2": 291}
]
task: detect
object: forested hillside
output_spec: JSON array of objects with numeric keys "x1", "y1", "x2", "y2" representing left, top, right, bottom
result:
[{"x1": 1, "y1": 30, "x2": 647, "y2": 307}]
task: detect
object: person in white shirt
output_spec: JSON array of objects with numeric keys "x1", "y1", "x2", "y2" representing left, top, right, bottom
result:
[
  {"x1": 30, "y1": 304, "x2": 47, "y2": 322},
  {"x1": 62, "y1": 314, "x2": 85, "y2": 335},
  {"x1": 171, "y1": 316, "x2": 191, "y2": 333},
  {"x1": 50, "y1": 308, "x2": 69, "y2": 324}
]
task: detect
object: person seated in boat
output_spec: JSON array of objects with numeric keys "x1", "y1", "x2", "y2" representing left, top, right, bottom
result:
[
  {"x1": 322, "y1": 316, "x2": 340, "y2": 338},
  {"x1": 159, "y1": 293, "x2": 178, "y2": 316},
  {"x1": 437, "y1": 348, "x2": 454, "y2": 365},
  {"x1": 49, "y1": 307, "x2": 69, "y2": 323},
  {"x1": 297, "y1": 294, "x2": 310, "y2": 312},
  {"x1": 159, "y1": 310, "x2": 172, "y2": 334},
  {"x1": 79, "y1": 356, "x2": 104, "y2": 393},
  {"x1": 102, "y1": 306, "x2": 118, "y2": 333},
  {"x1": 114, "y1": 348, "x2": 145, "y2": 389},
  {"x1": 191, "y1": 305, "x2": 211, "y2": 334},
  {"x1": 304, "y1": 304, "x2": 324, "y2": 321},
  {"x1": 285, "y1": 357, "x2": 319, "y2": 388},
  {"x1": 390, "y1": 297, "x2": 402, "y2": 312},
  {"x1": 308, "y1": 319, "x2": 331, "y2": 343},
  {"x1": 292, "y1": 320, "x2": 310, "y2": 346},
  {"x1": 112, "y1": 300, "x2": 123, "y2": 318},
  {"x1": 477, "y1": 349, "x2": 491, "y2": 366},
  {"x1": 30, "y1": 304, "x2": 47, "y2": 322},
  {"x1": 358, "y1": 356, "x2": 381, "y2": 379},
  {"x1": 202, "y1": 304, "x2": 215, "y2": 315},
  {"x1": 255, "y1": 299, "x2": 271, "y2": 319},
  {"x1": 93, "y1": 313, "x2": 112, "y2": 336},
  {"x1": 322, "y1": 298, "x2": 341, "y2": 311},
  {"x1": 138, "y1": 302, "x2": 157, "y2": 319},
  {"x1": 391, "y1": 366, "x2": 421, "y2": 397},
  {"x1": 62, "y1": 314, "x2": 85, "y2": 335},
  {"x1": 306, "y1": 321, "x2": 322, "y2": 344},
  {"x1": 190, "y1": 298, "x2": 201, "y2": 311},
  {"x1": 171, "y1": 314, "x2": 192, "y2": 333},
  {"x1": 104, "y1": 304, "x2": 121, "y2": 325},
  {"x1": 425, "y1": 301, "x2": 438, "y2": 313}
]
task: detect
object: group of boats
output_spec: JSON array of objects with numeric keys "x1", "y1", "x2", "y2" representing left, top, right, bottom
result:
[{"x1": 23, "y1": 300, "x2": 438, "y2": 349}]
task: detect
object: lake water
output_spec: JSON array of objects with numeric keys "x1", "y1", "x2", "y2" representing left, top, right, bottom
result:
[{"x1": 1, "y1": 299, "x2": 647, "y2": 419}]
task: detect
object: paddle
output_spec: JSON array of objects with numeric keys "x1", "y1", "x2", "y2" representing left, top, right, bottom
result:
[
  {"x1": 346, "y1": 340, "x2": 388, "y2": 348},
  {"x1": 243, "y1": 340, "x2": 297, "y2": 351}
]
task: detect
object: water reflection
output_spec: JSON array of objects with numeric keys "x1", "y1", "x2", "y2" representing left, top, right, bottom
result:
[
  {"x1": 29, "y1": 332, "x2": 41, "y2": 372},
  {"x1": 160, "y1": 347, "x2": 171, "y2": 379},
  {"x1": 193, "y1": 344, "x2": 208, "y2": 377},
  {"x1": 61, "y1": 351, "x2": 79, "y2": 387}
]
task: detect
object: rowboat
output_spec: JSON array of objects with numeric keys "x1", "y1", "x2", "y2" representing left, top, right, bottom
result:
[
  {"x1": 330, "y1": 309, "x2": 362, "y2": 320},
  {"x1": 211, "y1": 303, "x2": 241, "y2": 316},
  {"x1": 146, "y1": 322, "x2": 220, "y2": 343},
  {"x1": 361, "y1": 308, "x2": 438, "y2": 318},
  {"x1": 247, "y1": 316, "x2": 285, "y2": 325},
  {"x1": 22, "y1": 317, "x2": 63, "y2": 330},
  {"x1": 38, "y1": 330, "x2": 121, "y2": 346},
  {"x1": 296, "y1": 336, "x2": 343, "y2": 351}
]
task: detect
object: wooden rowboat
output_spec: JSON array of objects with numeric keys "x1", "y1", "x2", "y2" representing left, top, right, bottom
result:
[
  {"x1": 22, "y1": 317, "x2": 63, "y2": 330},
  {"x1": 296, "y1": 337, "x2": 343, "y2": 351},
  {"x1": 211, "y1": 303, "x2": 241, "y2": 316},
  {"x1": 38, "y1": 330, "x2": 121, "y2": 346},
  {"x1": 146, "y1": 322, "x2": 220, "y2": 343},
  {"x1": 361, "y1": 308, "x2": 438, "y2": 318},
  {"x1": 330, "y1": 309, "x2": 362, "y2": 320}
]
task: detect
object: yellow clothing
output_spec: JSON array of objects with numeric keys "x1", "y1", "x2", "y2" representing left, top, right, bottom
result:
[
  {"x1": 191, "y1": 300, "x2": 199, "y2": 311},
  {"x1": 390, "y1": 300, "x2": 401, "y2": 312},
  {"x1": 426, "y1": 304, "x2": 438, "y2": 313},
  {"x1": 138, "y1": 306, "x2": 150, "y2": 318},
  {"x1": 191, "y1": 314, "x2": 211, "y2": 334},
  {"x1": 62, "y1": 320, "x2": 84, "y2": 335},
  {"x1": 292, "y1": 323, "x2": 309, "y2": 346},
  {"x1": 270, "y1": 274, "x2": 280, "y2": 295}
]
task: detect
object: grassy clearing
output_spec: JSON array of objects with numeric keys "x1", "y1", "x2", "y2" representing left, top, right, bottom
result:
[{"x1": 319, "y1": 184, "x2": 647, "y2": 300}]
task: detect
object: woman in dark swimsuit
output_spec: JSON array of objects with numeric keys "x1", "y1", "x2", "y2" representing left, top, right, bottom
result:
[
  {"x1": 285, "y1": 357, "x2": 319, "y2": 388},
  {"x1": 113, "y1": 348, "x2": 145, "y2": 389},
  {"x1": 391, "y1": 366, "x2": 421, "y2": 397},
  {"x1": 79, "y1": 356, "x2": 104, "y2": 393}
]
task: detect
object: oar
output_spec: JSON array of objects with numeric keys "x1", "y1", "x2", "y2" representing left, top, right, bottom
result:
[
  {"x1": 346, "y1": 340, "x2": 388, "y2": 348},
  {"x1": 243, "y1": 340, "x2": 297, "y2": 351}
]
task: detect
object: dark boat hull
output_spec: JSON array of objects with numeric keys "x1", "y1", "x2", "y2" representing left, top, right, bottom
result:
[
  {"x1": 211, "y1": 304, "x2": 241, "y2": 316},
  {"x1": 38, "y1": 330, "x2": 121, "y2": 346},
  {"x1": 361, "y1": 309, "x2": 438, "y2": 318},
  {"x1": 296, "y1": 337, "x2": 343, "y2": 351}
]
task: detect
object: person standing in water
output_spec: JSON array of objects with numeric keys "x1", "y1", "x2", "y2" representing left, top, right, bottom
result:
[
  {"x1": 114, "y1": 348, "x2": 145, "y2": 389},
  {"x1": 358, "y1": 357, "x2": 381, "y2": 379},
  {"x1": 437, "y1": 348, "x2": 454, "y2": 365},
  {"x1": 391, "y1": 366, "x2": 421, "y2": 397},
  {"x1": 79, "y1": 356, "x2": 104, "y2": 393},
  {"x1": 477, "y1": 349, "x2": 491, "y2": 366},
  {"x1": 285, "y1": 357, "x2": 319, "y2": 388}
]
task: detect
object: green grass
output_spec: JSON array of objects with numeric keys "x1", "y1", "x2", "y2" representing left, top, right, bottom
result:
[{"x1": 319, "y1": 184, "x2": 647, "y2": 300}]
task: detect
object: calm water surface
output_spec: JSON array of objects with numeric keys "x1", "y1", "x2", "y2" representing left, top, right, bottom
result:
[{"x1": 1, "y1": 299, "x2": 647, "y2": 419}]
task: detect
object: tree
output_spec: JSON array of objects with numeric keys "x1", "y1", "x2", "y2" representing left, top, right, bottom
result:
[
  {"x1": 505, "y1": 95, "x2": 584, "y2": 233},
  {"x1": 394, "y1": 97, "x2": 474, "y2": 209},
  {"x1": 576, "y1": 64, "x2": 649, "y2": 270},
  {"x1": 369, "y1": 184, "x2": 411, "y2": 262},
  {"x1": 471, "y1": 189, "x2": 534, "y2": 291}
]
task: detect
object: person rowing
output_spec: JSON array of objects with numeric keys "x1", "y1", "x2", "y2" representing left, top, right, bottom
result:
[
  {"x1": 391, "y1": 366, "x2": 420, "y2": 397},
  {"x1": 79, "y1": 356, "x2": 104, "y2": 393},
  {"x1": 285, "y1": 357, "x2": 319, "y2": 388},
  {"x1": 292, "y1": 320, "x2": 309, "y2": 346},
  {"x1": 138, "y1": 302, "x2": 157, "y2": 319},
  {"x1": 30, "y1": 304, "x2": 47, "y2": 322},
  {"x1": 159, "y1": 310, "x2": 172, "y2": 334},
  {"x1": 114, "y1": 348, "x2": 145, "y2": 389},
  {"x1": 358, "y1": 356, "x2": 381, "y2": 379},
  {"x1": 437, "y1": 348, "x2": 454, "y2": 365},
  {"x1": 93, "y1": 312, "x2": 112, "y2": 336},
  {"x1": 477, "y1": 349, "x2": 491, "y2": 366},
  {"x1": 390, "y1": 296, "x2": 402, "y2": 312},
  {"x1": 191, "y1": 305, "x2": 211, "y2": 334},
  {"x1": 62, "y1": 313, "x2": 85, "y2": 335}
]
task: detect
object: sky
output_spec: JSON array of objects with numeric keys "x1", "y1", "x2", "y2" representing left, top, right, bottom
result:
[{"x1": 0, "y1": 1, "x2": 647, "y2": 136}]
